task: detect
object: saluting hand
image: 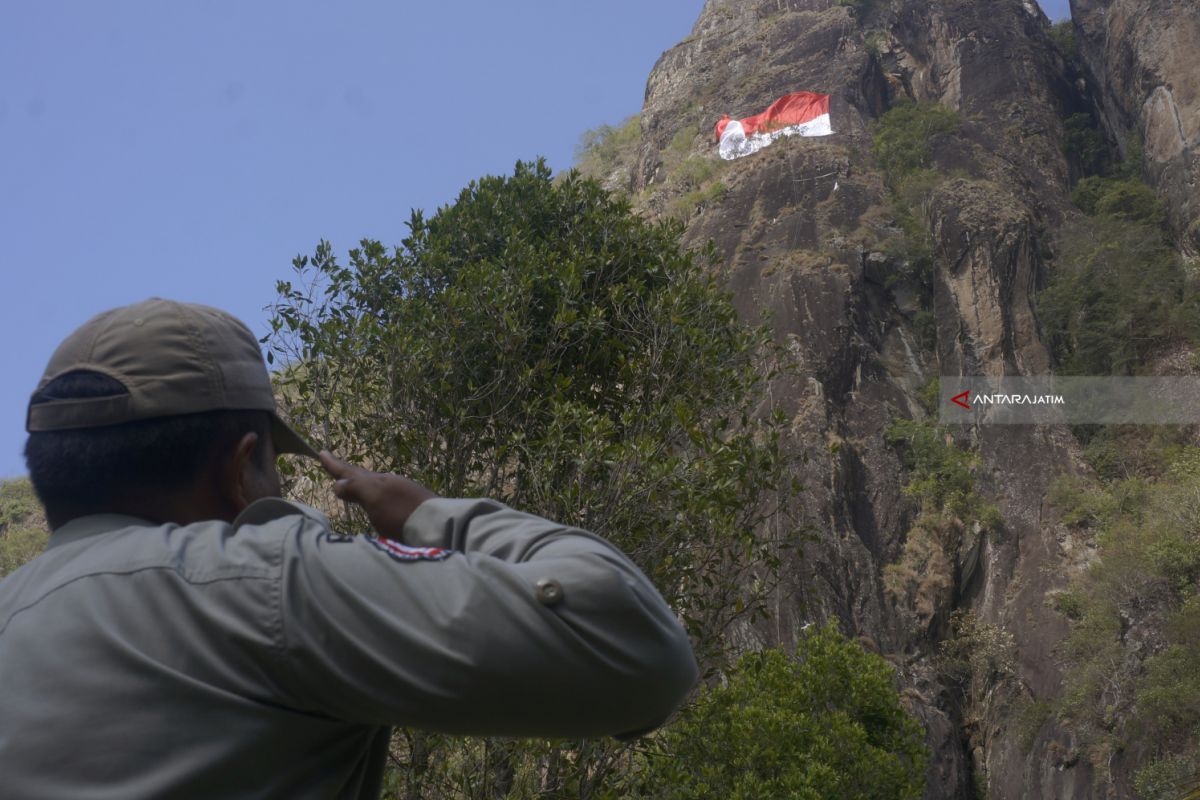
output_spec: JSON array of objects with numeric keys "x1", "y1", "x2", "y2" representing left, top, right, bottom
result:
[{"x1": 318, "y1": 451, "x2": 438, "y2": 540}]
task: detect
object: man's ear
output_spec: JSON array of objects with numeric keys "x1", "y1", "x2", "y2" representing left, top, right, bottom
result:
[{"x1": 217, "y1": 431, "x2": 261, "y2": 515}]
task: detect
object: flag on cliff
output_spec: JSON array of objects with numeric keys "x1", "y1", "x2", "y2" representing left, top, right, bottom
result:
[{"x1": 715, "y1": 92, "x2": 833, "y2": 160}]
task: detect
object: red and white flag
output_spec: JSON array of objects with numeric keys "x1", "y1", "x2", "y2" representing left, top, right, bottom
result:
[{"x1": 715, "y1": 92, "x2": 833, "y2": 160}]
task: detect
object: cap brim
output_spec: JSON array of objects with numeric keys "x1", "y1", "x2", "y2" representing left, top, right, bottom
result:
[{"x1": 269, "y1": 413, "x2": 320, "y2": 460}]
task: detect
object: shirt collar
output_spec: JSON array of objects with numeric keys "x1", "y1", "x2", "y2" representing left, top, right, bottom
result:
[{"x1": 46, "y1": 514, "x2": 157, "y2": 550}]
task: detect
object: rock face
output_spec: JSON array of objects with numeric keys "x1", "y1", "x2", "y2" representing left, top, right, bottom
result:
[
  {"x1": 1071, "y1": 0, "x2": 1200, "y2": 255},
  {"x1": 628, "y1": 0, "x2": 1128, "y2": 796}
]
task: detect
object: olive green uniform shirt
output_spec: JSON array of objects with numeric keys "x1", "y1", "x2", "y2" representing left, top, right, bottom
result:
[{"x1": 0, "y1": 497, "x2": 697, "y2": 799}]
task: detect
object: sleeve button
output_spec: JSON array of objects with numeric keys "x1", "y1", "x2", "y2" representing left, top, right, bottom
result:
[{"x1": 535, "y1": 578, "x2": 564, "y2": 606}]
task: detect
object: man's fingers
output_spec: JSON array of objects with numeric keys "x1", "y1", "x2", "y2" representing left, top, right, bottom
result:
[
  {"x1": 321, "y1": 452, "x2": 373, "y2": 505},
  {"x1": 318, "y1": 450, "x2": 349, "y2": 478},
  {"x1": 321, "y1": 451, "x2": 372, "y2": 484},
  {"x1": 318, "y1": 453, "x2": 432, "y2": 536}
]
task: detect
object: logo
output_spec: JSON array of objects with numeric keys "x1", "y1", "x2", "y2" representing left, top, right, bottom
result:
[
  {"x1": 365, "y1": 536, "x2": 453, "y2": 563},
  {"x1": 947, "y1": 388, "x2": 1064, "y2": 409}
]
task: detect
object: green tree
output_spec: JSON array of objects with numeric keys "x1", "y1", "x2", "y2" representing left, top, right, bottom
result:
[
  {"x1": 1070, "y1": 175, "x2": 1166, "y2": 227},
  {"x1": 640, "y1": 622, "x2": 929, "y2": 800},
  {"x1": 881, "y1": 414, "x2": 1000, "y2": 633},
  {"x1": 574, "y1": 115, "x2": 641, "y2": 186},
  {"x1": 1037, "y1": 216, "x2": 1199, "y2": 375},
  {"x1": 267, "y1": 159, "x2": 798, "y2": 798},
  {"x1": 870, "y1": 102, "x2": 960, "y2": 309},
  {"x1": 1062, "y1": 112, "x2": 1108, "y2": 177},
  {"x1": 1047, "y1": 453, "x2": 1200, "y2": 791},
  {"x1": 1049, "y1": 20, "x2": 1079, "y2": 63},
  {"x1": 871, "y1": 101, "x2": 959, "y2": 190}
]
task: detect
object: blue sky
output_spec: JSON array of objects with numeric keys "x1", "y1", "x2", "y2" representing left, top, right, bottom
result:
[
  {"x1": 1041, "y1": 0, "x2": 1070, "y2": 20},
  {"x1": 0, "y1": 0, "x2": 1069, "y2": 479}
]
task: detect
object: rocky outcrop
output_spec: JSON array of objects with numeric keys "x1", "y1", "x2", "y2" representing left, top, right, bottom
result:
[
  {"x1": 630, "y1": 0, "x2": 1109, "y2": 796},
  {"x1": 1071, "y1": 0, "x2": 1200, "y2": 255}
]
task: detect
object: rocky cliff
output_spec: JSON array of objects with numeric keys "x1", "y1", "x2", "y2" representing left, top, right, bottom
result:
[
  {"x1": 1071, "y1": 0, "x2": 1200, "y2": 257},
  {"x1": 604, "y1": 0, "x2": 1197, "y2": 796}
]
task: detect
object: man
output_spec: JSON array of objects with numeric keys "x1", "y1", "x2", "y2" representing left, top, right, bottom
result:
[{"x1": 0, "y1": 298, "x2": 698, "y2": 798}]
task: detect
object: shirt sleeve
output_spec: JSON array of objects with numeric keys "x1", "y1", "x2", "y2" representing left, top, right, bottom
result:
[{"x1": 274, "y1": 498, "x2": 698, "y2": 738}]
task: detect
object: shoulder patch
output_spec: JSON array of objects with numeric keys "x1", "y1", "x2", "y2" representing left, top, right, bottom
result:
[{"x1": 365, "y1": 535, "x2": 453, "y2": 562}]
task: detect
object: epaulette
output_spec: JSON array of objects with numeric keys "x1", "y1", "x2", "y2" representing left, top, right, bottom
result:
[{"x1": 232, "y1": 497, "x2": 333, "y2": 532}]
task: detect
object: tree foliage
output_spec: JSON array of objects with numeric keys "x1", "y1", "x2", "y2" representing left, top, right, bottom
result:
[
  {"x1": 1062, "y1": 112, "x2": 1108, "y2": 178},
  {"x1": 1042, "y1": 134, "x2": 1200, "y2": 789},
  {"x1": 267, "y1": 159, "x2": 799, "y2": 798},
  {"x1": 268, "y1": 160, "x2": 792, "y2": 641},
  {"x1": 574, "y1": 115, "x2": 642, "y2": 188},
  {"x1": 640, "y1": 622, "x2": 929, "y2": 800},
  {"x1": 885, "y1": 417, "x2": 980, "y2": 520},
  {"x1": 871, "y1": 101, "x2": 960, "y2": 190},
  {"x1": 1049, "y1": 20, "x2": 1079, "y2": 63},
  {"x1": 1048, "y1": 442, "x2": 1200, "y2": 792},
  {"x1": 1071, "y1": 175, "x2": 1166, "y2": 227},
  {"x1": 1037, "y1": 216, "x2": 1200, "y2": 375},
  {"x1": 870, "y1": 102, "x2": 960, "y2": 312},
  {"x1": 882, "y1": 414, "x2": 1000, "y2": 633}
]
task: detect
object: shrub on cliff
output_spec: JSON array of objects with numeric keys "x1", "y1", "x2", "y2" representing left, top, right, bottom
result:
[
  {"x1": 1049, "y1": 20, "x2": 1079, "y2": 63},
  {"x1": 1037, "y1": 216, "x2": 1200, "y2": 375},
  {"x1": 640, "y1": 622, "x2": 929, "y2": 800},
  {"x1": 1049, "y1": 451, "x2": 1200, "y2": 792},
  {"x1": 871, "y1": 100, "x2": 959, "y2": 191},
  {"x1": 0, "y1": 478, "x2": 48, "y2": 578},
  {"x1": 1062, "y1": 112, "x2": 1108, "y2": 177},
  {"x1": 1134, "y1": 750, "x2": 1200, "y2": 800},
  {"x1": 882, "y1": 416, "x2": 1000, "y2": 631},
  {"x1": 574, "y1": 115, "x2": 641, "y2": 187},
  {"x1": 870, "y1": 103, "x2": 959, "y2": 314},
  {"x1": 1071, "y1": 175, "x2": 1166, "y2": 227},
  {"x1": 884, "y1": 416, "x2": 999, "y2": 526}
]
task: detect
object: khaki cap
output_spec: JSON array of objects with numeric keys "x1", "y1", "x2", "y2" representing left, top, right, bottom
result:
[{"x1": 26, "y1": 298, "x2": 319, "y2": 459}]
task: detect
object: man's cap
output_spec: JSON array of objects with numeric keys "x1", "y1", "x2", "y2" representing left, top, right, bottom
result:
[{"x1": 26, "y1": 298, "x2": 319, "y2": 459}]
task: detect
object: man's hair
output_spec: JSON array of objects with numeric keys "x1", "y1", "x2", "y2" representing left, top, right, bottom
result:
[{"x1": 25, "y1": 371, "x2": 272, "y2": 515}]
